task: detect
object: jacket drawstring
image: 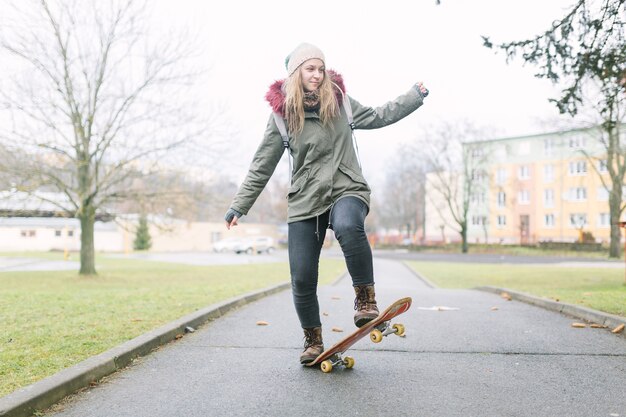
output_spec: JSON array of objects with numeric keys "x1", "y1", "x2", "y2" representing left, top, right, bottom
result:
[{"x1": 315, "y1": 215, "x2": 320, "y2": 241}]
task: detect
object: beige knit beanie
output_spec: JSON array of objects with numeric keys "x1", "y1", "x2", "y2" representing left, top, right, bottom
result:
[{"x1": 285, "y1": 43, "x2": 325, "y2": 76}]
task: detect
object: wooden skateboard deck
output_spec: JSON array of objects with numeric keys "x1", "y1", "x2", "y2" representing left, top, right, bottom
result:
[{"x1": 306, "y1": 297, "x2": 412, "y2": 372}]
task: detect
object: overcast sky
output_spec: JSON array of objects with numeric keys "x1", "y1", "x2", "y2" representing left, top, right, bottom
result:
[
  {"x1": 7, "y1": 1, "x2": 581, "y2": 191},
  {"x1": 149, "y1": 0, "x2": 580, "y2": 188}
]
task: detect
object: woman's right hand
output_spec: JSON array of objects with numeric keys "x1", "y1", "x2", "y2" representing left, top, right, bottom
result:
[{"x1": 224, "y1": 208, "x2": 242, "y2": 230}]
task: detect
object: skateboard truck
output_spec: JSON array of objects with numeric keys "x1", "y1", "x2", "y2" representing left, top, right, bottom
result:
[
  {"x1": 370, "y1": 322, "x2": 406, "y2": 343},
  {"x1": 320, "y1": 354, "x2": 356, "y2": 373}
]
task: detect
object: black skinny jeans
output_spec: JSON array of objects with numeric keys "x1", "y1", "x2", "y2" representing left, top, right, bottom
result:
[{"x1": 288, "y1": 196, "x2": 374, "y2": 329}]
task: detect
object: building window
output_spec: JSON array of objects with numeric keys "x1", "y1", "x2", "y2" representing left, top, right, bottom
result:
[
  {"x1": 470, "y1": 146, "x2": 484, "y2": 158},
  {"x1": 55, "y1": 230, "x2": 62, "y2": 237},
  {"x1": 21, "y1": 230, "x2": 36, "y2": 238},
  {"x1": 471, "y1": 192, "x2": 486, "y2": 206},
  {"x1": 518, "y1": 165, "x2": 530, "y2": 180},
  {"x1": 544, "y1": 189, "x2": 554, "y2": 208},
  {"x1": 568, "y1": 161, "x2": 587, "y2": 175},
  {"x1": 544, "y1": 139, "x2": 556, "y2": 156},
  {"x1": 569, "y1": 187, "x2": 587, "y2": 201},
  {"x1": 598, "y1": 159, "x2": 608, "y2": 173},
  {"x1": 471, "y1": 169, "x2": 487, "y2": 182},
  {"x1": 472, "y1": 216, "x2": 487, "y2": 226},
  {"x1": 497, "y1": 215, "x2": 507, "y2": 228},
  {"x1": 496, "y1": 168, "x2": 507, "y2": 185},
  {"x1": 497, "y1": 191, "x2": 506, "y2": 208},
  {"x1": 544, "y1": 214, "x2": 556, "y2": 227},
  {"x1": 67, "y1": 230, "x2": 74, "y2": 237},
  {"x1": 543, "y1": 164, "x2": 554, "y2": 182},
  {"x1": 569, "y1": 213, "x2": 588, "y2": 228},
  {"x1": 598, "y1": 213, "x2": 610, "y2": 228},
  {"x1": 569, "y1": 136, "x2": 586, "y2": 149},
  {"x1": 518, "y1": 190, "x2": 530, "y2": 205}
]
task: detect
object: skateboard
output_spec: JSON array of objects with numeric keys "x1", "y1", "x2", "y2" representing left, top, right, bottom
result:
[{"x1": 306, "y1": 297, "x2": 412, "y2": 373}]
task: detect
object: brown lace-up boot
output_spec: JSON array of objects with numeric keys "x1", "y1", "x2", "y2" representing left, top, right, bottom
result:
[
  {"x1": 300, "y1": 327, "x2": 324, "y2": 364},
  {"x1": 354, "y1": 285, "x2": 379, "y2": 327}
]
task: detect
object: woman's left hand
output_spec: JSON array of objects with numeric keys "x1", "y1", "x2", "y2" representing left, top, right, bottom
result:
[{"x1": 416, "y1": 82, "x2": 429, "y2": 97}]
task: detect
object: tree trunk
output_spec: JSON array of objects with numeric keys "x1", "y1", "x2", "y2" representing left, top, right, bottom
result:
[
  {"x1": 609, "y1": 183, "x2": 622, "y2": 259},
  {"x1": 461, "y1": 224, "x2": 468, "y2": 254},
  {"x1": 79, "y1": 205, "x2": 97, "y2": 275}
]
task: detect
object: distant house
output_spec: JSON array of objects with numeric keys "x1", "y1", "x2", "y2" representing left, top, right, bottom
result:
[
  {"x1": 0, "y1": 217, "x2": 121, "y2": 252},
  {"x1": 0, "y1": 191, "x2": 121, "y2": 251},
  {"x1": 0, "y1": 191, "x2": 282, "y2": 252}
]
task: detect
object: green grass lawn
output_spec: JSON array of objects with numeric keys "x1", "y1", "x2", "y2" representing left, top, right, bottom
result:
[
  {"x1": 407, "y1": 261, "x2": 626, "y2": 318},
  {"x1": 0, "y1": 254, "x2": 346, "y2": 397}
]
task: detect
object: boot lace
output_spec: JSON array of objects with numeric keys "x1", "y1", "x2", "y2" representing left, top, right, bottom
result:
[
  {"x1": 354, "y1": 286, "x2": 375, "y2": 311},
  {"x1": 303, "y1": 329, "x2": 322, "y2": 349}
]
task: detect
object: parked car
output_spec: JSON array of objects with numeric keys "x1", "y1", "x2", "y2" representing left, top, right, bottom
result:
[
  {"x1": 212, "y1": 237, "x2": 243, "y2": 253},
  {"x1": 234, "y1": 236, "x2": 276, "y2": 254}
]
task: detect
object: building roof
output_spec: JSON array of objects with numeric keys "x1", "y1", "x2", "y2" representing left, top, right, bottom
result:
[
  {"x1": 0, "y1": 191, "x2": 113, "y2": 220},
  {"x1": 0, "y1": 217, "x2": 117, "y2": 230}
]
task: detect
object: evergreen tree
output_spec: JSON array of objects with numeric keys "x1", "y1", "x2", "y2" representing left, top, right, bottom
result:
[{"x1": 133, "y1": 215, "x2": 152, "y2": 251}]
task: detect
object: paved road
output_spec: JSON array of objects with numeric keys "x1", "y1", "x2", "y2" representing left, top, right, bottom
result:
[
  {"x1": 374, "y1": 248, "x2": 624, "y2": 267},
  {"x1": 0, "y1": 257, "x2": 79, "y2": 272},
  {"x1": 47, "y1": 257, "x2": 626, "y2": 417}
]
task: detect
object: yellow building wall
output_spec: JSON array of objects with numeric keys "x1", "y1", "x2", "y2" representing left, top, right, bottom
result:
[{"x1": 489, "y1": 156, "x2": 613, "y2": 244}]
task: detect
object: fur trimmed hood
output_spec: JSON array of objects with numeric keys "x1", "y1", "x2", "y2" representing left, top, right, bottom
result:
[{"x1": 265, "y1": 70, "x2": 346, "y2": 117}]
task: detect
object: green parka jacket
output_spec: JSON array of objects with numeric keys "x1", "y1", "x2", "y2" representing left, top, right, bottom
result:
[{"x1": 230, "y1": 71, "x2": 425, "y2": 223}]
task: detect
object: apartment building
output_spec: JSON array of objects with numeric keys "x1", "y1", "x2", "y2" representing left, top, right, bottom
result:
[{"x1": 463, "y1": 125, "x2": 623, "y2": 244}]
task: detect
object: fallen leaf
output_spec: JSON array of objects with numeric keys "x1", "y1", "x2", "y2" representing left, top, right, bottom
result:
[
  {"x1": 500, "y1": 292, "x2": 512, "y2": 301},
  {"x1": 612, "y1": 324, "x2": 625, "y2": 334},
  {"x1": 131, "y1": 318, "x2": 143, "y2": 322},
  {"x1": 590, "y1": 324, "x2": 607, "y2": 329},
  {"x1": 322, "y1": 312, "x2": 329, "y2": 316},
  {"x1": 418, "y1": 306, "x2": 460, "y2": 311},
  {"x1": 332, "y1": 327, "x2": 343, "y2": 332},
  {"x1": 490, "y1": 307, "x2": 499, "y2": 311},
  {"x1": 571, "y1": 323, "x2": 586, "y2": 328},
  {"x1": 256, "y1": 321, "x2": 269, "y2": 326},
  {"x1": 175, "y1": 334, "x2": 183, "y2": 339},
  {"x1": 331, "y1": 296, "x2": 341, "y2": 300}
]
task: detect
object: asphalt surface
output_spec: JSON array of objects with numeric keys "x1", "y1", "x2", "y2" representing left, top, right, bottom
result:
[{"x1": 45, "y1": 257, "x2": 626, "y2": 417}]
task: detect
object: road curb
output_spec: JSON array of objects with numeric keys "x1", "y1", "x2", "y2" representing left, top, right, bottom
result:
[
  {"x1": 476, "y1": 286, "x2": 626, "y2": 334},
  {"x1": 400, "y1": 261, "x2": 437, "y2": 288},
  {"x1": 0, "y1": 282, "x2": 291, "y2": 417}
]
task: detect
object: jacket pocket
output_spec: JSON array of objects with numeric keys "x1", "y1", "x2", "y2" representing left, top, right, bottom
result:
[
  {"x1": 287, "y1": 169, "x2": 310, "y2": 197},
  {"x1": 338, "y1": 163, "x2": 368, "y2": 187}
]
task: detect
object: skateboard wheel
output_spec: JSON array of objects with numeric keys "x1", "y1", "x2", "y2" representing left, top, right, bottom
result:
[
  {"x1": 392, "y1": 323, "x2": 405, "y2": 337},
  {"x1": 370, "y1": 329, "x2": 383, "y2": 343},
  {"x1": 320, "y1": 360, "x2": 333, "y2": 373},
  {"x1": 343, "y1": 356, "x2": 355, "y2": 369}
]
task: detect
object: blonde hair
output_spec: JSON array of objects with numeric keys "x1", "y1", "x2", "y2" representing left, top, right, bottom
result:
[{"x1": 284, "y1": 69, "x2": 340, "y2": 136}]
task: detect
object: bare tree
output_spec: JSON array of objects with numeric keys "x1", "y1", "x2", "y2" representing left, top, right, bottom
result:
[
  {"x1": 0, "y1": 0, "x2": 222, "y2": 274},
  {"x1": 377, "y1": 147, "x2": 429, "y2": 243},
  {"x1": 419, "y1": 121, "x2": 491, "y2": 253}
]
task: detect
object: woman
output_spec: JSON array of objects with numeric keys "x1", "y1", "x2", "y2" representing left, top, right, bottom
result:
[{"x1": 224, "y1": 43, "x2": 428, "y2": 365}]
